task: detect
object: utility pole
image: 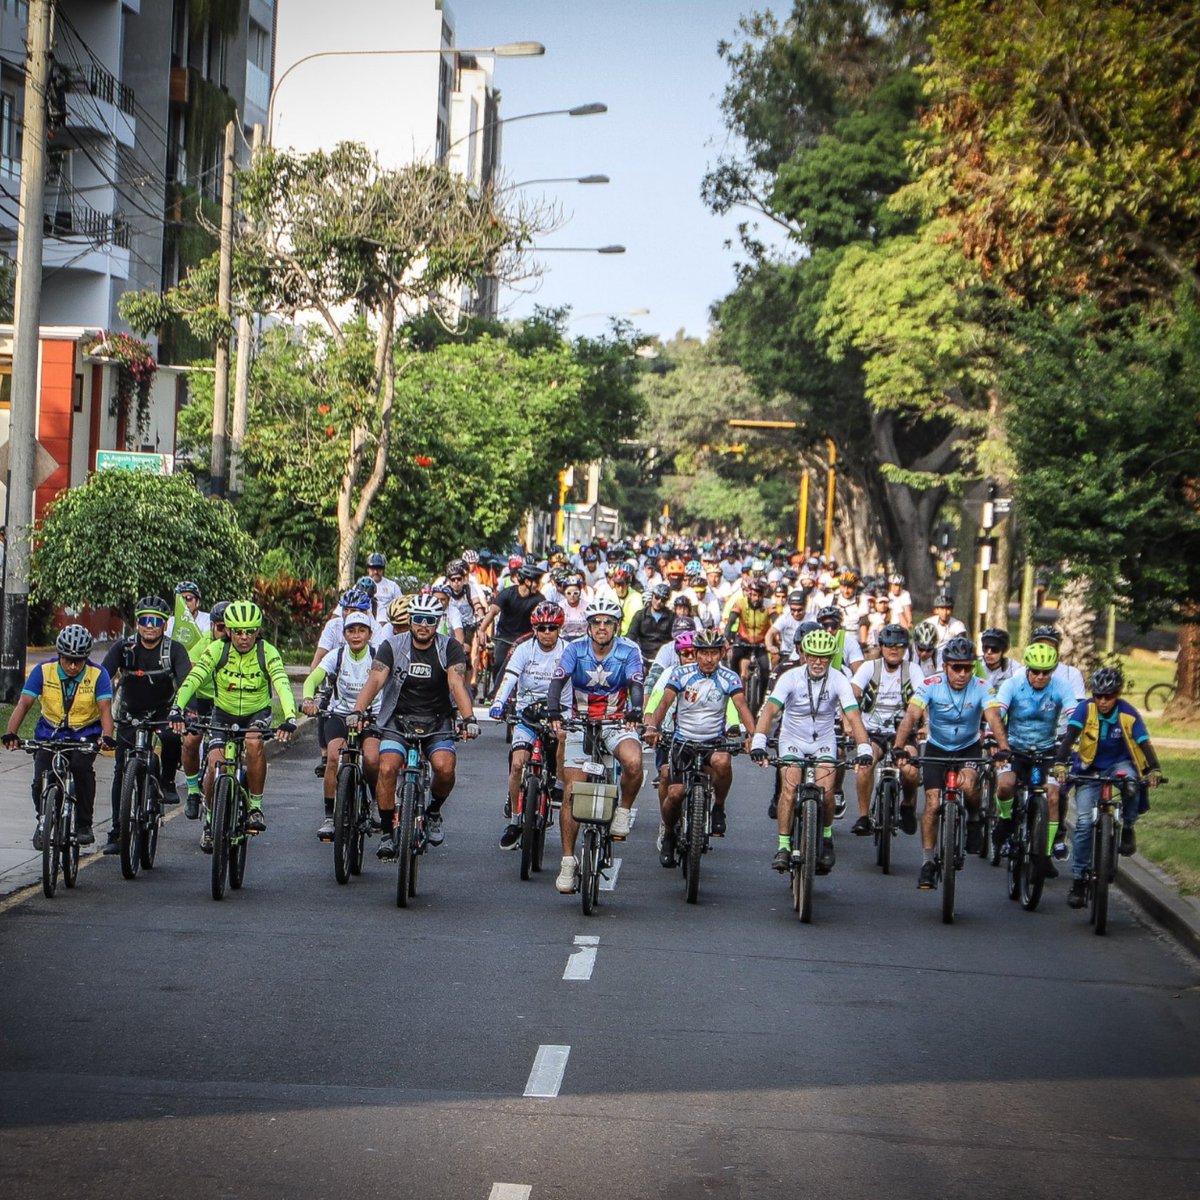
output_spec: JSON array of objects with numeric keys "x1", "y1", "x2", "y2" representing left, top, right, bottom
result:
[
  {"x1": 210, "y1": 120, "x2": 236, "y2": 498},
  {"x1": 229, "y1": 122, "x2": 262, "y2": 498},
  {"x1": 0, "y1": 0, "x2": 53, "y2": 703},
  {"x1": 823, "y1": 439, "x2": 837, "y2": 559}
]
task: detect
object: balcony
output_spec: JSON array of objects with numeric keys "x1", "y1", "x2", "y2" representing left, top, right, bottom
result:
[
  {"x1": 57, "y1": 64, "x2": 136, "y2": 147},
  {"x1": 44, "y1": 187, "x2": 130, "y2": 251}
]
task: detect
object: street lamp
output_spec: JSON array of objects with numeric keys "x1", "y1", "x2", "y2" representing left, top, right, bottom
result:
[
  {"x1": 535, "y1": 244, "x2": 625, "y2": 254},
  {"x1": 498, "y1": 174, "x2": 610, "y2": 192},
  {"x1": 267, "y1": 42, "x2": 547, "y2": 144},
  {"x1": 444, "y1": 102, "x2": 607, "y2": 158}
]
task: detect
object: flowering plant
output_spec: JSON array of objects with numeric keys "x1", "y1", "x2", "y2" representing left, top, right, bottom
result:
[{"x1": 86, "y1": 331, "x2": 158, "y2": 447}]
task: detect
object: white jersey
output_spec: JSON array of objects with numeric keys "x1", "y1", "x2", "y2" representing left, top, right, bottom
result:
[
  {"x1": 1053, "y1": 661, "x2": 1087, "y2": 736},
  {"x1": 932, "y1": 616, "x2": 968, "y2": 649},
  {"x1": 692, "y1": 591, "x2": 723, "y2": 629},
  {"x1": 440, "y1": 579, "x2": 484, "y2": 629},
  {"x1": 317, "y1": 612, "x2": 388, "y2": 653},
  {"x1": 887, "y1": 589, "x2": 912, "y2": 623},
  {"x1": 851, "y1": 659, "x2": 915, "y2": 734},
  {"x1": 665, "y1": 663, "x2": 743, "y2": 742},
  {"x1": 495, "y1": 636, "x2": 568, "y2": 711},
  {"x1": 437, "y1": 604, "x2": 464, "y2": 640},
  {"x1": 981, "y1": 658, "x2": 1018, "y2": 694},
  {"x1": 835, "y1": 593, "x2": 869, "y2": 633},
  {"x1": 864, "y1": 611, "x2": 889, "y2": 647},
  {"x1": 771, "y1": 610, "x2": 805, "y2": 658},
  {"x1": 769, "y1": 665, "x2": 860, "y2": 753},
  {"x1": 802, "y1": 588, "x2": 827, "y2": 618},
  {"x1": 316, "y1": 644, "x2": 379, "y2": 716},
  {"x1": 372, "y1": 575, "x2": 403, "y2": 613},
  {"x1": 558, "y1": 598, "x2": 590, "y2": 641}
]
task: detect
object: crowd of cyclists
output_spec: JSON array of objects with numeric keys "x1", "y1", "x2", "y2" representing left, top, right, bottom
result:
[{"x1": 3, "y1": 535, "x2": 1166, "y2": 914}]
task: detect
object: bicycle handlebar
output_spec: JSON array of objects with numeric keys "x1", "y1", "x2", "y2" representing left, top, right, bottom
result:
[{"x1": 15, "y1": 738, "x2": 101, "y2": 754}]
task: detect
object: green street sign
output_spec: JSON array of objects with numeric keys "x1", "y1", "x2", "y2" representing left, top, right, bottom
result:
[{"x1": 95, "y1": 450, "x2": 171, "y2": 474}]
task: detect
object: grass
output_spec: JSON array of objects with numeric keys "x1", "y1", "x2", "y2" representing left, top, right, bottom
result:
[{"x1": 1136, "y1": 750, "x2": 1200, "y2": 896}]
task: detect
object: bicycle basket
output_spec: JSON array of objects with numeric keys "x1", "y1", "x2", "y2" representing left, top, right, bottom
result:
[{"x1": 571, "y1": 782, "x2": 618, "y2": 823}]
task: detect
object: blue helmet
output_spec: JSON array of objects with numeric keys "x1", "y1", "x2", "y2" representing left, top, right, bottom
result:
[
  {"x1": 340, "y1": 587, "x2": 371, "y2": 612},
  {"x1": 354, "y1": 575, "x2": 377, "y2": 597}
]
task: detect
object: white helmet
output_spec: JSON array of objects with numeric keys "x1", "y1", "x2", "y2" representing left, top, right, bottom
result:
[
  {"x1": 408, "y1": 594, "x2": 443, "y2": 623},
  {"x1": 585, "y1": 596, "x2": 623, "y2": 623}
]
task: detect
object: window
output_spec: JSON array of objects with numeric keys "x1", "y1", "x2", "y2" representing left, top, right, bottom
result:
[
  {"x1": 2, "y1": 1, "x2": 30, "y2": 22},
  {"x1": 0, "y1": 355, "x2": 12, "y2": 409},
  {"x1": 171, "y1": 0, "x2": 187, "y2": 65},
  {"x1": 0, "y1": 91, "x2": 20, "y2": 178},
  {"x1": 248, "y1": 22, "x2": 271, "y2": 72}
]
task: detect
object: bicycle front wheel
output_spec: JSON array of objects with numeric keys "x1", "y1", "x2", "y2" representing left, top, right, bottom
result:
[
  {"x1": 140, "y1": 775, "x2": 160, "y2": 870},
  {"x1": 796, "y1": 795, "x2": 819, "y2": 924},
  {"x1": 876, "y1": 779, "x2": 896, "y2": 875},
  {"x1": 685, "y1": 781, "x2": 708, "y2": 904},
  {"x1": 118, "y1": 762, "x2": 142, "y2": 880},
  {"x1": 519, "y1": 771, "x2": 540, "y2": 882},
  {"x1": 1092, "y1": 813, "x2": 1113, "y2": 934},
  {"x1": 351, "y1": 781, "x2": 367, "y2": 876},
  {"x1": 333, "y1": 765, "x2": 357, "y2": 885},
  {"x1": 228, "y1": 787, "x2": 248, "y2": 890},
  {"x1": 396, "y1": 780, "x2": 416, "y2": 908},
  {"x1": 1020, "y1": 792, "x2": 1047, "y2": 912},
  {"x1": 1005, "y1": 801, "x2": 1022, "y2": 902},
  {"x1": 979, "y1": 771, "x2": 997, "y2": 860},
  {"x1": 41, "y1": 785, "x2": 62, "y2": 899},
  {"x1": 1143, "y1": 682, "x2": 1173, "y2": 716},
  {"x1": 210, "y1": 775, "x2": 233, "y2": 901},
  {"x1": 941, "y1": 800, "x2": 958, "y2": 925},
  {"x1": 62, "y1": 796, "x2": 79, "y2": 889},
  {"x1": 580, "y1": 826, "x2": 599, "y2": 916}
]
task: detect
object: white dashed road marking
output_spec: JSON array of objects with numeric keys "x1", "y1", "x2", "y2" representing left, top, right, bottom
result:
[
  {"x1": 599, "y1": 858, "x2": 622, "y2": 891},
  {"x1": 524, "y1": 1044, "x2": 570, "y2": 1098},
  {"x1": 563, "y1": 934, "x2": 598, "y2": 980},
  {"x1": 488, "y1": 1186, "x2": 532, "y2": 1200}
]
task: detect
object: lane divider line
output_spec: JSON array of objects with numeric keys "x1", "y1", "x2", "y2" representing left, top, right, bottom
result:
[
  {"x1": 524, "y1": 1044, "x2": 570, "y2": 1098},
  {"x1": 563, "y1": 934, "x2": 598, "y2": 980},
  {"x1": 488, "y1": 1186, "x2": 532, "y2": 1200},
  {"x1": 599, "y1": 858, "x2": 622, "y2": 891}
]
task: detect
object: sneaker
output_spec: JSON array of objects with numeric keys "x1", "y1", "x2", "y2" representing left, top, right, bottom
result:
[
  {"x1": 899, "y1": 804, "x2": 917, "y2": 835},
  {"x1": 313, "y1": 755, "x2": 326, "y2": 777},
  {"x1": 376, "y1": 833, "x2": 397, "y2": 860},
  {"x1": 1068, "y1": 879, "x2": 1088, "y2": 908},
  {"x1": 32, "y1": 824, "x2": 43, "y2": 851},
  {"x1": 200, "y1": 826, "x2": 213, "y2": 854},
  {"x1": 1052, "y1": 829, "x2": 1070, "y2": 861},
  {"x1": 659, "y1": 827, "x2": 676, "y2": 868},
  {"x1": 185, "y1": 792, "x2": 201, "y2": 820},
  {"x1": 711, "y1": 806, "x2": 727, "y2": 837},
  {"x1": 917, "y1": 860, "x2": 938, "y2": 890},
  {"x1": 771, "y1": 847, "x2": 791, "y2": 872},
  {"x1": 77, "y1": 825, "x2": 95, "y2": 846},
  {"x1": 317, "y1": 816, "x2": 335, "y2": 841},
  {"x1": 833, "y1": 793, "x2": 847, "y2": 821},
  {"x1": 245, "y1": 806, "x2": 266, "y2": 833},
  {"x1": 610, "y1": 806, "x2": 632, "y2": 839},
  {"x1": 555, "y1": 856, "x2": 578, "y2": 894},
  {"x1": 499, "y1": 824, "x2": 521, "y2": 850},
  {"x1": 768, "y1": 799, "x2": 778, "y2": 820},
  {"x1": 992, "y1": 816, "x2": 1013, "y2": 852},
  {"x1": 965, "y1": 818, "x2": 984, "y2": 855},
  {"x1": 1120, "y1": 826, "x2": 1136, "y2": 856},
  {"x1": 425, "y1": 810, "x2": 445, "y2": 847},
  {"x1": 162, "y1": 786, "x2": 180, "y2": 805},
  {"x1": 816, "y1": 837, "x2": 836, "y2": 875},
  {"x1": 656, "y1": 821, "x2": 667, "y2": 853},
  {"x1": 102, "y1": 832, "x2": 120, "y2": 856},
  {"x1": 851, "y1": 815, "x2": 872, "y2": 837}
]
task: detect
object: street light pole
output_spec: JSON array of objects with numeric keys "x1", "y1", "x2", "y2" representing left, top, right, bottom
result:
[
  {"x1": 728, "y1": 418, "x2": 816, "y2": 553},
  {"x1": 443, "y1": 102, "x2": 607, "y2": 159}
]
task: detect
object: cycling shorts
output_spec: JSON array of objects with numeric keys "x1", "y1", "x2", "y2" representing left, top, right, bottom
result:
[
  {"x1": 208, "y1": 705, "x2": 272, "y2": 750},
  {"x1": 920, "y1": 739, "x2": 982, "y2": 792},
  {"x1": 379, "y1": 716, "x2": 456, "y2": 757},
  {"x1": 564, "y1": 725, "x2": 640, "y2": 770},
  {"x1": 322, "y1": 714, "x2": 380, "y2": 743}
]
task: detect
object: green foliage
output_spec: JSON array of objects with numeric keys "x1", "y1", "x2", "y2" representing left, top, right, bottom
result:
[
  {"x1": 253, "y1": 572, "x2": 331, "y2": 649},
  {"x1": 32, "y1": 472, "x2": 259, "y2": 617},
  {"x1": 184, "y1": 71, "x2": 237, "y2": 188},
  {"x1": 1005, "y1": 297, "x2": 1200, "y2": 627}
]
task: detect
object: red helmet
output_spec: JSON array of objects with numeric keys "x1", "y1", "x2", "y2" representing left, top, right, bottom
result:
[{"x1": 531, "y1": 601, "x2": 565, "y2": 627}]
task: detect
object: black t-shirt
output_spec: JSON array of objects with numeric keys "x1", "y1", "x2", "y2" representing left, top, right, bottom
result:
[
  {"x1": 101, "y1": 636, "x2": 192, "y2": 716},
  {"x1": 375, "y1": 636, "x2": 468, "y2": 724},
  {"x1": 494, "y1": 586, "x2": 542, "y2": 641}
]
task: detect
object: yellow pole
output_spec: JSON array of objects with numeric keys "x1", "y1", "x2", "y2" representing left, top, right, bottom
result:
[
  {"x1": 555, "y1": 469, "x2": 568, "y2": 546},
  {"x1": 823, "y1": 439, "x2": 837, "y2": 558},
  {"x1": 797, "y1": 466, "x2": 809, "y2": 553}
]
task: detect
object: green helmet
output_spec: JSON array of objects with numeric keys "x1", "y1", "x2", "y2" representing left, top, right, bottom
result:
[
  {"x1": 801, "y1": 628, "x2": 838, "y2": 657},
  {"x1": 223, "y1": 600, "x2": 263, "y2": 631},
  {"x1": 1023, "y1": 642, "x2": 1059, "y2": 671}
]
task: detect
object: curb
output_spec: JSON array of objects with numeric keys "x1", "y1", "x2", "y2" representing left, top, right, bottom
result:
[{"x1": 1117, "y1": 853, "x2": 1200, "y2": 960}]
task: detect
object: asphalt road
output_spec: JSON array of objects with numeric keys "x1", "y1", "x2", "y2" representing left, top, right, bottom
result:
[{"x1": 2, "y1": 724, "x2": 1199, "y2": 1200}]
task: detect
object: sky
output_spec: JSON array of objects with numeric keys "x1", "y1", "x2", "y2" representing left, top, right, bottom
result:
[{"x1": 272, "y1": 0, "x2": 785, "y2": 342}]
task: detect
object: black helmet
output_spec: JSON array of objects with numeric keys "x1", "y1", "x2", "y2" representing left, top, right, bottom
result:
[
  {"x1": 980, "y1": 626, "x2": 1010, "y2": 651},
  {"x1": 650, "y1": 583, "x2": 671, "y2": 600},
  {"x1": 135, "y1": 595, "x2": 170, "y2": 619},
  {"x1": 787, "y1": 589, "x2": 805, "y2": 605},
  {"x1": 797, "y1": 620, "x2": 820, "y2": 638},
  {"x1": 942, "y1": 635, "x2": 977, "y2": 663},
  {"x1": 367, "y1": 552, "x2": 387, "y2": 568},
  {"x1": 816, "y1": 604, "x2": 841, "y2": 629},
  {"x1": 933, "y1": 592, "x2": 953, "y2": 609},
  {"x1": 175, "y1": 580, "x2": 201, "y2": 600},
  {"x1": 1032, "y1": 623, "x2": 1061, "y2": 645},
  {"x1": 210, "y1": 600, "x2": 232, "y2": 625},
  {"x1": 877, "y1": 623, "x2": 910, "y2": 648},
  {"x1": 517, "y1": 564, "x2": 543, "y2": 583},
  {"x1": 1090, "y1": 666, "x2": 1123, "y2": 696}
]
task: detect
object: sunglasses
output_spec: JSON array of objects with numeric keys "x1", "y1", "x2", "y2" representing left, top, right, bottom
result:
[
  {"x1": 533, "y1": 624, "x2": 560, "y2": 633},
  {"x1": 410, "y1": 614, "x2": 439, "y2": 627},
  {"x1": 137, "y1": 615, "x2": 166, "y2": 628},
  {"x1": 588, "y1": 618, "x2": 618, "y2": 628},
  {"x1": 447, "y1": 574, "x2": 464, "y2": 582},
  {"x1": 946, "y1": 662, "x2": 974, "y2": 673},
  {"x1": 1027, "y1": 667, "x2": 1054, "y2": 677},
  {"x1": 60, "y1": 655, "x2": 86, "y2": 666},
  {"x1": 679, "y1": 650, "x2": 697, "y2": 659}
]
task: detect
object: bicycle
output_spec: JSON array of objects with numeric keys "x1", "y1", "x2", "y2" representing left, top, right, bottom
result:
[
  {"x1": 332, "y1": 722, "x2": 376, "y2": 885},
  {"x1": 508, "y1": 702, "x2": 561, "y2": 882},
  {"x1": 116, "y1": 715, "x2": 169, "y2": 881},
  {"x1": 1143, "y1": 679, "x2": 1176, "y2": 715},
  {"x1": 563, "y1": 717, "x2": 625, "y2": 916},
  {"x1": 668, "y1": 737, "x2": 744, "y2": 904},
  {"x1": 1003, "y1": 751, "x2": 1056, "y2": 912},
  {"x1": 869, "y1": 738, "x2": 903, "y2": 876},
  {"x1": 978, "y1": 735, "x2": 1000, "y2": 863},
  {"x1": 21, "y1": 738, "x2": 98, "y2": 899},
  {"x1": 734, "y1": 643, "x2": 770, "y2": 714},
  {"x1": 189, "y1": 719, "x2": 276, "y2": 901}
]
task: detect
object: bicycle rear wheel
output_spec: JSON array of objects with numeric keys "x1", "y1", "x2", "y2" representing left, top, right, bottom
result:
[
  {"x1": 941, "y1": 800, "x2": 958, "y2": 924},
  {"x1": 520, "y1": 772, "x2": 540, "y2": 882},
  {"x1": 350, "y1": 781, "x2": 367, "y2": 876},
  {"x1": 333, "y1": 765, "x2": 357, "y2": 885},
  {"x1": 796, "y1": 795, "x2": 818, "y2": 924},
  {"x1": 41, "y1": 786, "x2": 62, "y2": 899},
  {"x1": 1143, "y1": 682, "x2": 1173, "y2": 716},
  {"x1": 118, "y1": 762, "x2": 142, "y2": 880},
  {"x1": 580, "y1": 826, "x2": 599, "y2": 916},
  {"x1": 228, "y1": 788, "x2": 248, "y2": 890},
  {"x1": 62, "y1": 797, "x2": 79, "y2": 889},
  {"x1": 1020, "y1": 793, "x2": 1047, "y2": 911},
  {"x1": 1092, "y1": 813, "x2": 1113, "y2": 934},
  {"x1": 396, "y1": 780, "x2": 415, "y2": 908},
  {"x1": 876, "y1": 779, "x2": 896, "y2": 875},
  {"x1": 1006, "y1": 800, "x2": 1023, "y2": 902},
  {"x1": 979, "y1": 771, "x2": 997, "y2": 859},
  {"x1": 685, "y1": 781, "x2": 708, "y2": 904},
  {"x1": 210, "y1": 775, "x2": 232, "y2": 901}
]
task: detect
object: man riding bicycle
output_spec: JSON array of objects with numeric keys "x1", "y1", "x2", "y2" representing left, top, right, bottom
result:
[{"x1": 725, "y1": 577, "x2": 772, "y2": 692}]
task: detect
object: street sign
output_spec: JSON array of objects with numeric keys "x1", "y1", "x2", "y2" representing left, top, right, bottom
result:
[
  {"x1": 95, "y1": 450, "x2": 173, "y2": 474},
  {"x1": 993, "y1": 498, "x2": 1012, "y2": 514}
]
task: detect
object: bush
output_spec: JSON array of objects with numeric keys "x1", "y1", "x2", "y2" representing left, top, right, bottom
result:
[{"x1": 254, "y1": 572, "x2": 331, "y2": 648}]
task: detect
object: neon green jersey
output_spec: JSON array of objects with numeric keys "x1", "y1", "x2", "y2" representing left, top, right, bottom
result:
[{"x1": 176, "y1": 636, "x2": 297, "y2": 720}]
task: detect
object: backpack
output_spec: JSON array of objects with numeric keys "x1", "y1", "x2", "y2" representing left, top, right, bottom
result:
[
  {"x1": 326, "y1": 642, "x2": 377, "y2": 704},
  {"x1": 859, "y1": 657, "x2": 914, "y2": 714},
  {"x1": 113, "y1": 634, "x2": 176, "y2": 721},
  {"x1": 215, "y1": 636, "x2": 268, "y2": 678}
]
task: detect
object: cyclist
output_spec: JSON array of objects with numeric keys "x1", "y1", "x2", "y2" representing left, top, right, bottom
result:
[
  {"x1": 99, "y1": 595, "x2": 192, "y2": 855},
  {"x1": 349, "y1": 593, "x2": 480, "y2": 857},
  {"x1": 644, "y1": 628, "x2": 755, "y2": 864},
  {"x1": 442, "y1": 557, "x2": 487, "y2": 667},
  {"x1": 365, "y1": 551, "x2": 403, "y2": 612},
  {"x1": 979, "y1": 627, "x2": 1017, "y2": 692},
  {"x1": 302, "y1": 610, "x2": 381, "y2": 841},
  {"x1": 765, "y1": 589, "x2": 807, "y2": 669},
  {"x1": 643, "y1": 628, "x2": 701, "y2": 833},
  {"x1": 910, "y1": 620, "x2": 941, "y2": 675},
  {"x1": 1055, "y1": 666, "x2": 1164, "y2": 908},
  {"x1": 725, "y1": 578, "x2": 772, "y2": 694},
  {"x1": 479, "y1": 563, "x2": 545, "y2": 687},
  {"x1": 990, "y1": 642, "x2": 1079, "y2": 871},
  {"x1": 815, "y1": 605, "x2": 865, "y2": 678},
  {"x1": 602, "y1": 568, "x2": 642, "y2": 635},
  {"x1": 628, "y1": 582, "x2": 675, "y2": 664},
  {"x1": 178, "y1": 600, "x2": 230, "y2": 819},
  {"x1": 386, "y1": 594, "x2": 411, "y2": 636},
  {"x1": 833, "y1": 570, "x2": 870, "y2": 642},
  {"x1": 892, "y1": 635, "x2": 1011, "y2": 890},
  {"x1": 3, "y1": 624, "x2": 115, "y2": 848},
  {"x1": 850, "y1": 623, "x2": 921, "y2": 836},
  {"x1": 750, "y1": 628, "x2": 873, "y2": 875},
  {"x1": 863, "y1": 592, "x2": 892, "y2": 654},
  {"x1": 309, "y1": 586, "x2": 386, "y2": 669},
  {"x1": 430, "y1": 583, "x2": 466, "y2": 645},
  {"x1": 169, "y1": 601, "x2": 297, "y2": 846},
  {"x1": 166, "y1": 580, "x2": 210, "y2": 648},
  {"x1": 887, "y1": 573, "x2": 913, "y2": 628},
  {"x1": 555, "y1": 573, "x2": 590, "y2": 640},
  {"x1": 1030, "y1": 624, "x2": 1087, "y2": 714},
  {"x1": 928, "y1": 593, "x2": 967, "y2": 650},
  {"x1": 546, "y1": 596, "x2": 645, "y2": 895},
  {"x1": 489, "y1": 600, "x2": 569, "y2": 850}
]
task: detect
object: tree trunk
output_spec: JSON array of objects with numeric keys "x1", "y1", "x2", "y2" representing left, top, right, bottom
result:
[
  {"x1": 986, "y1": 509, "x2": 1014, "y2": 636},
  {"x1": 1055, "y1": 572, "x2": 1098, "y2": 680},
  {"x1": 1165, "y1": 607, "x2": 1200, "y2": 722}
]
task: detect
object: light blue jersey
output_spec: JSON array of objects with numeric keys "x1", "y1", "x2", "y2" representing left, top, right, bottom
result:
[
  {"x1": 913, "y1": 673, "x2": 992, "y2": 751},
  {"x1": 991, "y1": 672, "x2": 1078, "y2": 752}
]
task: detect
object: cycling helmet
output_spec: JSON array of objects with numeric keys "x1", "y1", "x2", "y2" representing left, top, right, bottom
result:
[
  {"x1": 645, "y1": 545, "x2": 661, "y2": 560},
  {"x1": 685, "y1": 559, "x2": 702, "y2": 575},
  {"x1": 562, "y1": 573, "x2": 585, "y2": 590},
  {"x1": 800, "y1": 629, "x2": 838, "y2": 657},
  {"x1": 507, "y1": 555, "x2": 523, "y2": 571},
  {"x1": 1023, "y1": 642, "x2": 1059, "y2": 671},
  {"x1": 933, "y1": 592, "x2": 953, "y2": 608},
  {"x1": 531, "y1": 601, "x2": 565, "y2": 628},
  {"x1": 797, "y1": 619, "x2": 820, "y2": 638},
  {"x1": 816, "y1": 604, "x2": 842, "y2": 629},
  {"x1": 650, "y1": 583, "x2": 671, "y2": 600},
  {"x1": 1032, "y1": 623, "x2": 1061, "y2": 645},
  {"x1": 942, "y1": 635, "x2": 977, "y2": 663},
  {"x1": 878, "y1": 623, "x2": 910, "y2": 648},
  {"x1": 387, "y1": 595, "x2": 411, "y2": 624},
  {"x1": 889, "y1": 573, "x2": 905, "y2": 585},
  {"x1": 408, "y1": 594, "x2": 443, "y2": 623},
  {"x1": 585, "y1": 596, "x2": 623, "y2": 622},
  {"x1": 674, "y1": 629, "x2": 697, "y2": 652},
  {"x1": 135, "y1": 595, "x2": 170, "y2": 619},
  {"x1": 608, "y1": 567, "x2": 631, "y2": 585},
  {"x1": 745, "y1": 578, "x2": 767, "y2": 594},
  {"x1": 665, "y1": 558, "x2": 686, "y2": 575},
  {"x1": 673, "y1": 594, "x2": 693, "y2": 608},
  {"x1": 914, "y1": 620, "x2": 939, "y2": 650},
  {"x1": 980, "y1": 626, "x2": 1010, "y2": 651},
  {"x1": 445, "y1": 558, "x2": 467, "y2": 577},
  {"x1": 787, "y1": 589, "x2": 806, "y2": 605},
  {"x1": 430, "y1": 583, "x2": 453, "y2": 599},
  {"x1": 56, "y1": 624, "x2": 93, "y2": 657},
  {"x1": 516, "y1": 564, "x2": 543, "y2": 583},
  {"x1": 366, "y1": 552, "x2": 387, "y2": 568},
  {"x1": 693, "y1": 628, "x2": 726, "y2": 650},
  {"x1": 223, "y1": 601, "x2": 263, "y2": 631},
  {"x1": 582, "y1": 548, "x2": 599, "y2": 563},
  {"x1": 209, "y1": 600, "x2": 231, "y2": 625},
  {"x1": 462, "y1": 549, "x2": 479, "y2": 566},
  {"x1": 354, "y1": 575, "x2": 377, "y2": 597},
  {"x1": 340, "y1": 587, "x2": 371, "y2": 612},
  {"x1": 174, "y1": 580, "x2": 201, "y2": 599},
  {"x1": 1090, "y1": 666, "x2": 1123, "y2": 696},
  {"x1": 838, "y1": 570, "x2": 860, "y2": 587}
]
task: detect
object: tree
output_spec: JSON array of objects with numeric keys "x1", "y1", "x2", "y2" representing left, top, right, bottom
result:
[{"x1": 32, "y1": 471, "x2": 258, "y2": 615}]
